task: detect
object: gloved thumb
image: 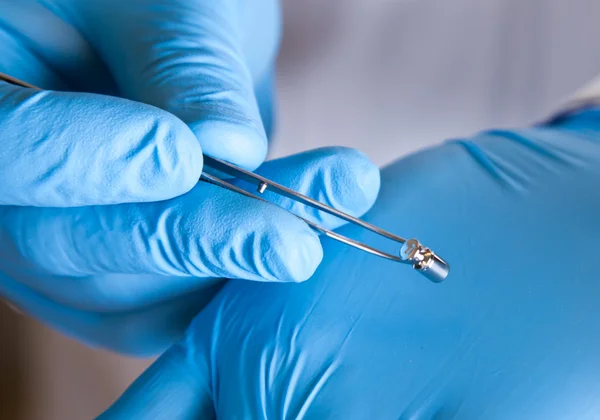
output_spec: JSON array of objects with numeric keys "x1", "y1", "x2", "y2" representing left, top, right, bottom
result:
[
  {"x1": 72, "y1": 0, "x2": 270, "y2": 170},
  {"x1": 98, "y1": 339, "x2": 214, "y2": 420}
]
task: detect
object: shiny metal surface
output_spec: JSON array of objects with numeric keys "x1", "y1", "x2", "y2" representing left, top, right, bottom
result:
[
  {"x1": 401, "y1": 239, "x2": 449, "y2": 283},
  {"x1": 0, "y1": 72, "x2": 36, "y2": 89},
  {"x1": 0, "y1": 72, "x2": 450, "y2": 282}
]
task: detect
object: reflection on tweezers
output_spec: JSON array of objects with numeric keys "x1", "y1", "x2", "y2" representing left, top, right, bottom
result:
[{"x1": 0, "y1": 72, "x2": 449, "y2": 282}]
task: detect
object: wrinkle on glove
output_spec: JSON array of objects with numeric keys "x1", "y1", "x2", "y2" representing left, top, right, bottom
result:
[
  {"x1": 0, "y1": 147, "x2": 380, "y2": 355},
  {"x1": 103, "y1": 110, "x2": 600, "y2": 419},
  {"x1": 0, "y1": 82, "x2": 202, "y2": 206},
  {"x1": 0, "y1": 0, "x2": 280, "y2": 209}
]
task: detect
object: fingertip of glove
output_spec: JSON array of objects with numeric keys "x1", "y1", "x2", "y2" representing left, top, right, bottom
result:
[
  {"x1": 341, "y1": 148, "x2": 381, "y2": 210},
  {"x1": 142, "y1": 112, "x2": 204, "y2": 199},
  {"x1": 312, "y1": 147, "x2": 381, "y2": 217},
  {"x1": 262, "y1": 219, "x2": 323, "y2": 283},
  {"x1": 189, "y1": 119, "x2": 268, "y2": 171}
]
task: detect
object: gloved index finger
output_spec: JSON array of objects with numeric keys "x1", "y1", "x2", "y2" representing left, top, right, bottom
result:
[{"x1": 70, "y1": 0, "x2": 268, "y2": 170}]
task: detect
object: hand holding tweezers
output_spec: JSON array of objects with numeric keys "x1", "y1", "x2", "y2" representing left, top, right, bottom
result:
[{"x1": 0, "y1": 72, "x2": 450, "y2": 282}]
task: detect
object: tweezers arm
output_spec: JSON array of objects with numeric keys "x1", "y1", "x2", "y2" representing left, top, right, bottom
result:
[
  {"x1": 200, "y1": 172, "x2": 408, "y2": 264},
  {"x1": 0, "y1": 72, "x2": 36, "y2": 88},
  {"x1": 203, "y1": 156, "x2": 408, "y2": 244}
]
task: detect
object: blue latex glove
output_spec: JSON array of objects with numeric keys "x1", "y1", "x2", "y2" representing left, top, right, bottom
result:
[
  {"x1": 103, "y1": 109, "x2": 600, "y2": 419},
  {"x1": 0, "y1": 0, "x2": 280, "y2": 166},
  {"x1": 0, "y1": 1, "x2": 382, "y2": 355}
]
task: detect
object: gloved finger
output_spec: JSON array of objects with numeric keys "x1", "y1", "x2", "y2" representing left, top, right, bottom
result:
[
  {"x1": 0, "y1": 82, "x2": 202, "y2": 206},
  {"x1": 98, "y1": 341, "x2": 214, "y2": 419},
  {"x1": 5, "y1": 147, "x2": 379, "y2": 312},
  {"x1": 237, "y1": 0, "x2": 281, "y2": 81},
  {"x1": 0, "y1": 148, "x2": 379, "y2": 307},
  {"x1": 0, "y1": 182, "x2": 320, "y2": 283},
  {"x1": 237, "y1": 147, "x2": 381, "y2": 229},
  {"x1": 69, "y1": 0, "x2": 278, "y2": 170}
]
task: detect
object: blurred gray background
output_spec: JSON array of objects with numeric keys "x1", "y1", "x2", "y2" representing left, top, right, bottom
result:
[{"x1": 2, "y1": 0, "x2": 600, "y2": 418}]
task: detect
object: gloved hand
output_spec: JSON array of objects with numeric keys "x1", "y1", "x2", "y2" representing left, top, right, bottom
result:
[
  {"x1": 103, "y1": 109, "x2": 600, "y2": 419},
  {"x1": 0, "y1": 1, "x2": 382, "y2": 355},
  {"x1": 0, "y1": 147, "x2": 380, "y2": 355}
]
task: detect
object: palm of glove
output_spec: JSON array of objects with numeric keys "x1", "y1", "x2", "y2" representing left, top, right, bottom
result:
[{"x1": 105, "y1": 111, "x2": 600, "y2": 418}]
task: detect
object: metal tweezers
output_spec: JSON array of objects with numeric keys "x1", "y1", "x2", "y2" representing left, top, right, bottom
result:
[{"x1": 0, "y1": 72, "x2": 449, "y2": 282}]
